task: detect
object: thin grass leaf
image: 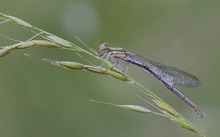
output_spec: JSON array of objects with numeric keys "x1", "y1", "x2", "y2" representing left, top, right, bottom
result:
[
  {"x1": 0, "y1": 20, "x2": 8, "y2": 24},
  {"x1": 17, "y1": 40, "x2": 60, "y2": 48},
  {"x1": 0, "y1": 40, "x2": 60, "y2": 57},
  {"x1": 0, "y1": 13, "x2": 32, "y2": 28},
  {"x1": 46, "y1": 35, "x2": 72, "y2": 48},
  {"x1": 0, "y1": 33, "x2": 22, "y2": 42},
  {"x1": 90, "y1": 100, "x2": 152, "y2": 113},
  {"x1": 0, "y1": 43, "x2": 22, "y2": 57}
]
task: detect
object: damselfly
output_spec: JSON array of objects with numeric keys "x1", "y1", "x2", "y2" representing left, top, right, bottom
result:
[{"x1": 99, "y1": 43, "x2": 205, "y2": 118}]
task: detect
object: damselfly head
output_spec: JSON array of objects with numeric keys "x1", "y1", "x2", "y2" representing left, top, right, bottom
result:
[{"x1": 100, "y1": 43, "x2": 110, "y2": 52}]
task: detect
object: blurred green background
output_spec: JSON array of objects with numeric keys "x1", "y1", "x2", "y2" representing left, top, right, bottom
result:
[{"x1": 0, "y1": 0, "x2": 219, "y2": 137}]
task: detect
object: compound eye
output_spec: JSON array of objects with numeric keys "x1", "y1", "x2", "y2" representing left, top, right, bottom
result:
[{"x1": 99, "y1": 43, "x2": 110, "y2": 51}]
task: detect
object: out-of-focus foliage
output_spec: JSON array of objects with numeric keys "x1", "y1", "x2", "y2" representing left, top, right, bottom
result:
[{"x1": 0, "y1": 0, "x2": 219, "y2": 137}]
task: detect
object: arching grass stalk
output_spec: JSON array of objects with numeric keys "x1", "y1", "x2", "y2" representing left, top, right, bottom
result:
[{"x1": 0, "y1": 13, "x2": 206, "y2": 137}]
